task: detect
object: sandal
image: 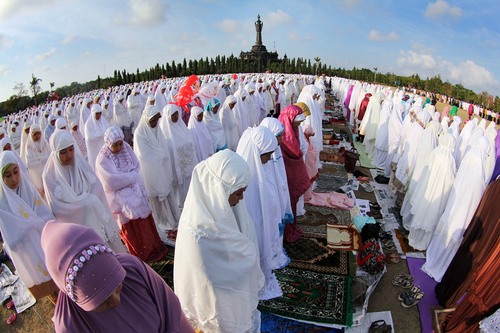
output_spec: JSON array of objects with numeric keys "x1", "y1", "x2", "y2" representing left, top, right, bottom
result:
[
  {"x1": 386, "y1": 253, "x2": 402, "y2": 265},
  {"x1": 401, "y1": 291, "x2": 424, "y2": 308},
  {"x1": 6, "y1": 300, "x2": 14, "y2": 310},
  {"x1": 6, "y1": 313, "x2": 16, "y2": 324},
  {"x1": 392, "y1": 274, "x2": 414, "y2": 288},
  {"x1": 398, "y1": 285, "x2": 421, "y2": 301}
]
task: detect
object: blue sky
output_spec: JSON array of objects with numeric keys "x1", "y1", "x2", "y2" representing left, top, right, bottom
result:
[{"x1": 1, "y1": 0, "x2": 499, "y2": 103}]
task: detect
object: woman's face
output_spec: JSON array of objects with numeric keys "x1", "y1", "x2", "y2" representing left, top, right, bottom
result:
[
  {"x1": 149, "y1": 113, "x2": 161, "y2": 128},
  {"x1": 24, "y1": 128, "x2": 30, "y2": 134},
  {"x1": 242, "y1": 96, "x2": 246, "y2": 102},
  {"x1": 292, "y1": 120, "x2": 303, "y2": 129},
  {"x1": 149, "y1": 100, "x2": 155, "y2": 105},
  {"x1": 260, "y1": 151, "x2": 274, "y2": 164},
  {"x1": 72, "y1": 125, "x2": 78, "y2": 132},
  {"x1": 3, "y1": 164, "x2": 20, "y2": 190},
  {"x1": 110, "y1": 140, "x2": 123, "y2": 154},
  {"x1": 197, "y1": 113, "x2": 204, "y2": 122},
  {"x1": 276, "y1": 133, "x2": 283, "y2": 146},
  {"x1": 32, "y1": 131, "x2": 41, "y2": 142},
  {"x1": 212, "y1": 105, "x2": 220, "y2": 114},
  {"x1": 229, "y1": 102, "x2": 236, "y2": 110},
  {"x1": 50, "y1": 119, "x2": 56, "y2": 126},
  {"x1": 228, "y1": 187, "x2": 247, "y2": 207},
  {"x1": 170, "y1": 111, "x2": 179, "y2": 123},
  {"x1": 92, "y1": 283, "x2": 123, "y2": 313},
  {"x1": 0, "y1": 134, "x2": 4, "y2": 140},
  {"x1": 95, "y1": 112, "x2": 102, "y2": 121},
  {"x1": 3, "y1": 143, "x2": 11, "y2": 151},
  {"x1": 59, "y1": 145, "x2": 75, "y2": 166}
]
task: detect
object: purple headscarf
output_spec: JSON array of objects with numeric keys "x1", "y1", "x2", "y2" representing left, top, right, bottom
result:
[{"x1": 41, "y1": 221, "x2": 194, "y2": 332}]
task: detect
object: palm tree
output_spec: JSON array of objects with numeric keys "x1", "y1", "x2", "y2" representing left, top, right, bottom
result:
[
  {"x1": 373, "y1": 67, "x2": 378, "y2": 84},
  {"x1": 50, "y1": 82, "x2": 55, "y2": 92},
  {"x1": 314, "y1": 57, "x2": 321, "y2": 76},
  {"x1": 30, "y1": 74, "x2": 42, "y2": 105}
]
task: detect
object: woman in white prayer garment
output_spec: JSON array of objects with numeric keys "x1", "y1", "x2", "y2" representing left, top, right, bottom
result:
[
  {"x1": 188, "y1": 106, "x2": 215, "y2": 162},
  {"x1": 42, "y1": 130, "x2": 126, "y2": 254},
  {"x1": 174, "y1": 149, "x2": 265, "y2": 333},
  {"x1": 406, "y1": 133, "x2": 456, "y2": 251},
  {"x1": 220, "y1": 95, "x2": 240, "y2": 151},
  {"x1": 244, "y1": 84, "x2": 260, "y2": 127},
  {"x1": 84, "y1": 104, "x2": 110, "y2": 171},
  {"x1": 24, "y1": 124, "x2": 50, "y2": 198},
  {"x1": 236, "y1": 126, "x2": 283, "y2": 301},
  {"x1": 127, "y1": 88, "x2": 143, "y2": 129},
  {"x1": 101, "y1": 99, "x2": 115, "y2": 127},
  {"x1": 0, "y1": 151, "x2": 56, "y2": 298},
  {"x1": 134, "y1": 105, "x2": 181, "y2": 245},
  {"x1": 114, "y1": 93, "x2": 134, "y2": 145},
  {"x1": 372, "y1": 92, "x2": 393, "y2": 171},
  {"x1": 359, "y1": 91, "x2": 385, "y2": 159},
  {"x1": 297, "y1": 85, "x2": 323, "y2": 158},
  {"x1": 78, "y1": 97, "x2": 92, "y2": 139},
  {"x1": 233, "y1": 88, "x2": 250, "y2": 136},
  {"x1": 203, "y1": 99, "x2": 227, "y2": 152},
  {"x1": 422, "y1": 136, "x2": 490, "y2": 282},
  {"x1": 160, "y1": 104, "x2": 198, "y2": 210}
]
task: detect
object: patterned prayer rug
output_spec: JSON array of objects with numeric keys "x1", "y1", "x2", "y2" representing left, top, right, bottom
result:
[
  {"x1": 315, "y1": 165, "x2": 348, "y2": 193},
  {"x1": 284, "y1": 232, "x2": 349, "y2": 275},
  {"x1": 147, "y1": 244, "x2": 175, "y2": 289},
  {"x1": 304, "y1": 204, "x2": 351, "y2": 226},
  {"x1": 260, "y1": 312, "x2": 343, "y2": 333},
  {"x1": 258, "y1": 267, "x2": 353, "y2": 326}
]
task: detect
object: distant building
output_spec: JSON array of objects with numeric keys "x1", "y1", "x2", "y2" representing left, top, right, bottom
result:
[{"x1": 239, "y1": 14, "x2": 281, "y2": 70}]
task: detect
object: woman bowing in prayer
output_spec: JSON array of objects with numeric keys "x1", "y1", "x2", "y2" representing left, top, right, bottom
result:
[
  {"x1": 135, "y1": 106, "x2": 181, "y2": 245},
  {"x1": 95, "y1": 127, "x2": 167, "y2": 262},
  {"x1": 188, "y1": 106, "x2": 215, "y2": 162},
  {"x1": 220, "y1": 95, "x2": 240, "y2": 151},
  {"x1": 42, "y1": 221, "x2": 195, "y2": 333},
  {"x1": 42, "y1": 130, "x2": 126, "y2": 254},
  {"x1": 160, "y1": 104, "x2": 198, "y2": 211},
  {"x1": 236, "y1": 126, "x2": 285, "y2": 301},
  {"x1": 0, "y1": 151, "x2": 58, "y2": 300},
  {"x1": 85, "y1": 104, "x2": 109, "y2": 171},
  {"x1": 203, "y1": 99, "x2": 227, "y2": 152},
  {"x1": 174, "y1": 149, "x2": 265, "y2": 333},
  {"x1": 24, "y1": 124, "x2": 50, "y2": 198},
  {"x1": 278, "y1": 105, "x2": 310, "y2": 242}
]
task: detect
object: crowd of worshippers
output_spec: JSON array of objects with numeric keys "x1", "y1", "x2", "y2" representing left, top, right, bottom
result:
[
  {"x1": 0, "y1": 73, "x2": 335, "y2": 332},
  {"x1": 337, "y1": 81, "x2": 499, "y2": 283}
]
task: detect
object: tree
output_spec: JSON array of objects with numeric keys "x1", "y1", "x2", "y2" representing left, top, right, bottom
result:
[
  {"x1": 13, "y1": 82, "x2": 28, "y2": 98},
  {"x1": 314, "y1": 57, "x2": 321, "y2": 76},
  {"x1": 49, "y1": 82, "x2": 55, "y2": 92},
  {"x1": 30, "y1": 74, "x2": 42, "y2": 105},
  {"x1": 373, "y1": 67, "x2": 378, "y2": 83}
]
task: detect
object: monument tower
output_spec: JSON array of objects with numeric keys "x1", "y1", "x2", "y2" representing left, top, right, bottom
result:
[{"x1": 240, "y1": 14, "x2": 279, "y2": 68}]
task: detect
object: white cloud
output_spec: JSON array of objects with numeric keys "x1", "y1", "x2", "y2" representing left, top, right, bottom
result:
[
  {"x1": 265, "y1": 9, "x2": 293, "y2": 29},
  {"x1": 0, "y1": 65, "x2": 9, "y2": 76},
  {"x1": 80, "y1": 51, "x2": 90, "y2": 57},
  {"x1": 113, "y1": 0, "x2": 169, "y2": 27},
  {"x1": 35, "y1": 47, "x2": 56, "y2": 62},
  {"x1": 287, "y1": 31, "x2": 314, "y2": 42},
  {"x1": 62, "y1": 35, "x2": 80, "y2": 45},
  {"x1": 368, "y1": 29, "x2": 400, "y2": 42},
  {"x1": 215, "y1": 19, "x2": 241, "y2": 34},
  {"x1": 397, "y1": 45, "x2": 499, "y2": 92},
  {"x1": 0, "y1": 34, "x2": 13, "y2": 50},
  {"x1": 424, "y1": 0, "x2": 462, "y2": 20},
  {"x1": 0, "y1": 0, "x2": 62, "y2": 20}
]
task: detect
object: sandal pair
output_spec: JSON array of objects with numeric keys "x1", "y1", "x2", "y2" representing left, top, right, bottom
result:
[
  {"x1": 392, "y1": 274, "x2": 414, "y2": 288},
  {"x1": 401, "y1": 287, "x2": 424, "y2": 308}
]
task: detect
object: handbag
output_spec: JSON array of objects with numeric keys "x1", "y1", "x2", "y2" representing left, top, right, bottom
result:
[
  {"x1": 368, "y1": 320, "x2": 392, "y2": 333},
  {"x1": 357, "y1": 238, "x2": 386, "y2": 275}
]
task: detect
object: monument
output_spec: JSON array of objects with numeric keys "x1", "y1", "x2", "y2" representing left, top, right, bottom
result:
[{"x1": 239, "y1": 14, "x2": 280, "y2": 69}]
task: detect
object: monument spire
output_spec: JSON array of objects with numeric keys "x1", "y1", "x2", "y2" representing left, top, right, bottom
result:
[{"x1": 255, "y1": 14, "x2": 263, "y2": 46}]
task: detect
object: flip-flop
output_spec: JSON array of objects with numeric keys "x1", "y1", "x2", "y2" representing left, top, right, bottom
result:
[
  {"x1": 401, "y1": 291, "x2": 424, "y2": 308},
  {"x1": 6, "y1": 313, "x2": 16, "y2": 325},
  {"x1": 398, "y1": 285, "x2": 421, "y2": 301},
  {"x1": 6, "y1": 300, "x2": 14, "y2": 310}
]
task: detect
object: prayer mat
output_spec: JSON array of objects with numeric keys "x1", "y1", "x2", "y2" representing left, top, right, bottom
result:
[
  {"x1": 315, "y1": 168, "x2": 348, "y2": 193},
  {"x1": 320, "y1": 152, "x2": 345, "y2": 164},
  {"x1": 284, "y1": 232, "x2": 349, "y2": 275},
  {"x1": 297, "y1": 209, "x2": 334, "y2": 226},
  {"x1": 260, "y1": 312, "x2": 343, "y2": 333},
  {"x1": 304, "y1": 204, "x2": 351, "y2": 225},
  {"x1": 258, "y1": 268, "x2": 353, "y2": 327},
  {"x1": 327, "y1": 223, "x2": 363, "y2": 252},
  {"x1": 430, "y1": 306, "x2": 455, "y2": 333},
  {"x1": 352, "y1": 142, "x2": 376, "y2": 169},
  {"x1": 147, "y1": 244, "x2": 175, "y2": 289}
]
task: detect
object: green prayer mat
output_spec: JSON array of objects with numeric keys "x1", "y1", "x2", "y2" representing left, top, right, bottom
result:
[
  {"x1": 284, "y1": 232, "x2": 350, "y2": 275},
  {"x1": 259, "y1": 267, "x2": 353, "y2": 327},
  {"x1": 147, "y1": 245, "x2": 175, "y2": 289},
  {"x1": 352, "y1": 141, "x2": 376, "y2": 169}
]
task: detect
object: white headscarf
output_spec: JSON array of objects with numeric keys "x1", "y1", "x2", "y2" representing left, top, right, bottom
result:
[
  {"x1": 25, "y1": 124, "x2": 50, "y2": 192},
  {"x1": 174, "y1": 149, "x2": 265, "y2": 333},
  {"x1": 297, "y1": 85, "x2": 323, "y2": 153},
  {"x1": 188, "y1": 106, "x2": 215, "y2": 162},
  {"x1": 0, "y1": 151, "x2": 54, "y2": 288},
  {"x1": 85, "y1": 104, "x2": 110, "y2": 171},
  {"x1": 1, "y1": 137, "x2": 27, "y2": 175},
  {"x1": 233, "y1": 88, "x2": 250, "y2": 136},
  {"x1": 159, "y1": 104, "x2": 198, "y2": 186},
  {"x1": 42, "y1": 130, "x2": 125, "y2": 254},
  {"x1": 134, "y1": 105, "x2": 174, "y2": 199},
  {"x1": 203, "y1": 99, "x2": 227, "y2": 152},
  {"x1": 219, "y1": 95, "x2": 240, "y2": 151},
  {"x1": 19, "y1": 120, "x2": 32, "y2": 163}
]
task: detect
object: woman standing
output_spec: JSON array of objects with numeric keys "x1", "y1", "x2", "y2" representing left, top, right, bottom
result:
[
  {"x1": 96, "y1": 127, "x2": 167, "y2": 262},
  {"x1": 85, "y1": 104, "x2": 109, "y2": 171},
  {"x1": 174, "y1": 150, "x2": 265, "y2": 333},
  {"x1": 188, "y1": 106, "x2": 215, "y2": 162},
  {"x1": 134, "y1": 106, "x2": 180, "y2": 244},
  {"x1": 42, "y1": 130, "x2": 126, "y2": 254},
  {"x1": 24, "y1": 124, "x2": 50, "y2": 198}
]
